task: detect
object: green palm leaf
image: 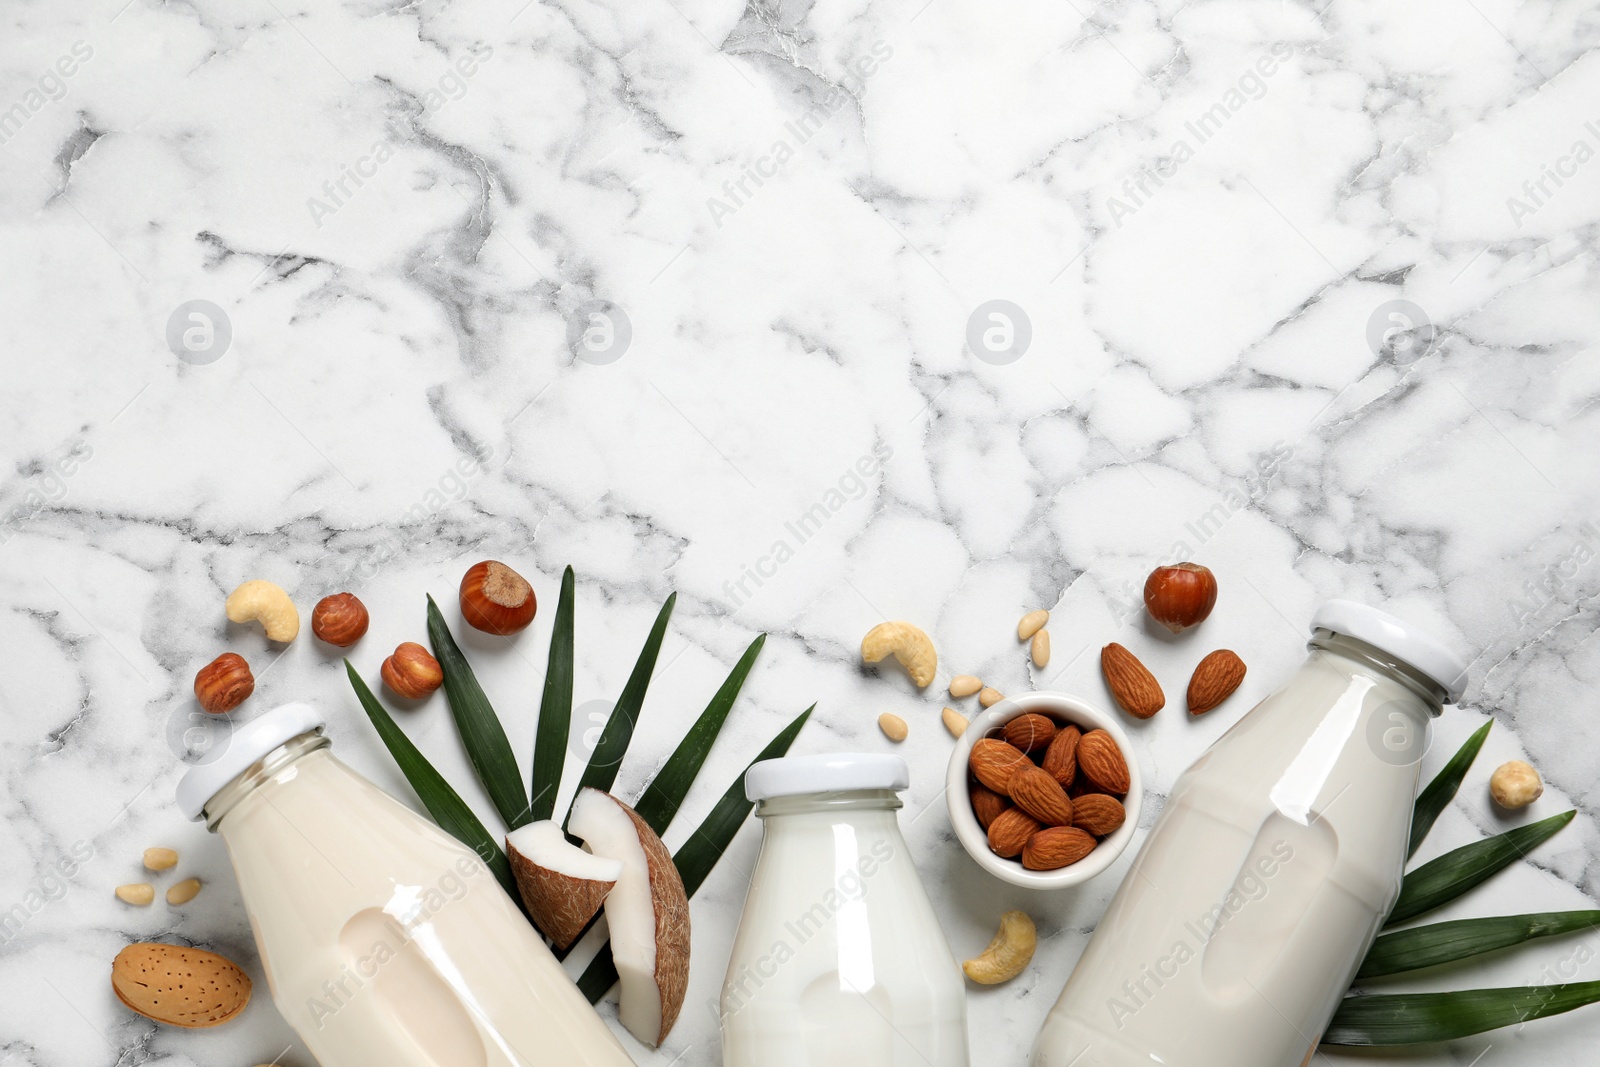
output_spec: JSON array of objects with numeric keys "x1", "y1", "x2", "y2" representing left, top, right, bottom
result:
[
  {"x1": 566, "y1": 594, "x2": 676, "y2": 821},
  {"x1": 1359, "y1": 911, "x2": 1600, "y2": 979},
  {"x1": 1388, "y1": 810, "x2": 1575, "y2": 925},
  {"x1": 1325, "y1": 983, "x2": 1600, "y2": 1045},
  {"x1": 578, "y1": 705, "x2": 813, "y2": 1003},
  {"x1": 427, "y1": 595, "x2": 530, "y2": 830},
  {"x1": 633, "y1": 634, "x2": 766, "y2": 834},
  {"x1": 1409, "y1": 720, "x2": 1491, "y2": 859},
  {"x1": 530, "y1": 567, "x2": 575, "y2": 822},
  {"x1": 345, "y1": 661, "x2": 517, "y2": 901}
]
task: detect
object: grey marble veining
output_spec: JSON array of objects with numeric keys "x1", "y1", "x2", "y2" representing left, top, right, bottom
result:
[{"x1": 1, "y1": 0, "x2": 1598, "y2": 1063}]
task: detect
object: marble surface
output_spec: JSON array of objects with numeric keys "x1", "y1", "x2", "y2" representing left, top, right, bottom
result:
[{"x1": 2, "y1": 0, "x2": 1599, "y2": 1063}]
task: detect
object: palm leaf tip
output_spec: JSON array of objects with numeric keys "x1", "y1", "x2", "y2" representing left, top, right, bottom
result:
[
  {"x1": 1389, "y1": 810, "x2": 1576, "y2": 926},
  {"x1": 1325, "y1": 982, "x2": 1600, "y2": 1045},
  {"x1": 425, "y1": 594, "x2": 530, "y2": 830},
  {"x1": 1409, "y1": 719, "x2": 1492, "y2": 859},
  {"x1": 530, "y1": 566, "x2": 576, "y2": 823}
]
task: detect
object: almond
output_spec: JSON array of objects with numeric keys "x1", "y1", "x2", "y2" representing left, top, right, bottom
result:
[
  {"x1": 1041, "y1": 724, "x2": 1080, "y2": 784},
  {"x1": 987, "y1": 807, "x2": 1042, "y2": 858},
  {"x1": 1022, "y1": 826, "x2": 1097, "y2": 870},
  {"x1": 1003, "y1": 713, "x2": 1057, "y2": 752},
  {"x1": 970, "y1": 784, "x2": 1010, "y2": 829},
  {"x1": 1187, "y1": 649, "x2": 1246, "y2": 715},
  {"x1": 1101, "y1": 642, "x2": 1164, "y2": 718},
  {"x1": 1077, "y1": 729, "x2": 1131, "y2": 794},
  {"x1": 969, "y1": 738, "x2": 1032, "y2": 795},
  {"x1": 111, "y1": 943, "x2": 251, "y2": 1028},
  {"x1": 1009, "y1": 766, "x2": 1074, "y2": 827},
  {"x1": 1071, "y1": 794, "x2": 1127, "y2": 837}
]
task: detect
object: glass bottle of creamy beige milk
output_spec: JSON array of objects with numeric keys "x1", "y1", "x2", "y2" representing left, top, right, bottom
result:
[
  {"x1": 176, "y1": 703, "x2": 633, "y2": 1067},
  {"x1": 720, "y1": 754, "x2": 969, "y2": 1066},
  {"x1": 1032, "y1": 601, "x2": 1469, "y2": 1067}
]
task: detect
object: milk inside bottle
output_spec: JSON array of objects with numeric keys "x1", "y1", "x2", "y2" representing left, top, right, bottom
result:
[
  {"x1": 1031, "y1": 601, "x2": 1469, "y2": 1067},
  {"x1": 176, "y1": 702, "x2": 634, "y2": 1067}
]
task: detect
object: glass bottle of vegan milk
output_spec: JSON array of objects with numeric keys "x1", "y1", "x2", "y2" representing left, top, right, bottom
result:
[
  {"x1": 721, "y1": 754, "x2": 969, "y2": 1066},
  {"x1": 1032, "y1": 601, "x2": 1469, "y2": 1067},
  {"x1": 176, "y1": 703, "x2": 633, "y2": 1067}
]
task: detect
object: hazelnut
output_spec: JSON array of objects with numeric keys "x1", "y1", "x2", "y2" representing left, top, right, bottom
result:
[
  {"x1": 459, "y1": 561, "x2": 537, "y2": 635},
  {"x1": 311, "y1": 592, "x2": 370, "y2": 647},
  {"x1": 382, "y1": 642, "x2": 443, "y2": 699},
  {"x1": 1490, "y1": 760, "x2": 1543, "y2": 810},
  {"x1": 1143, "y1": 563, "x2": 1218, "y2": 633},
  {"x1": 194, "y1": 653, "x2": 254, "y2": 714}
]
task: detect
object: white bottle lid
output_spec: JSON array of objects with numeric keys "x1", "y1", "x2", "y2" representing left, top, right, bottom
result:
[
  {"x1": 1311, "y1": 600, "x2": 1469, "y2": 704},
  {"x1": 745, "y1": 752, "x2": 910, "y2": 801},
  {"x1": 176, "y1": 702, "x2": 327, "y2": 821}
]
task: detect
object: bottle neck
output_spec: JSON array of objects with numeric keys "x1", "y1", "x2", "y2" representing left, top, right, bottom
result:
[
  {"x1": 755, "y1": 789, "x2": 904, "y2": 819},
  {"x1": 201, "y1": 730, "x2": 330, "y2": 831},
  {"x1": 1309, "y1": 630, "x2": 1447, "y2": 712}
]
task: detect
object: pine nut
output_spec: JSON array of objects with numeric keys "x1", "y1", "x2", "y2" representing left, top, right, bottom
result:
[
  {"x1": 942, "y1": 707, "x2": 969, "y2": 737},
  {"x1": 166, "y1": 878, "x2": 202, "y2": 905},
  {"x1": 1031, "y1": 630, "x2": 1051, "y2": 668},
  {"x1": 979, "y1": 687, "x2": 1004, "y2": 707},
  {"x1": 1018, "y1": 609, "x2": 1049, "y2": 640},
  {"x1": 878, "y1": 713, "x2": 909, "y2": 742},
  {"x1": 143, "y1": 847, "x2": 178, "y2": 872},
  {"x1": 949, "y1": 674, "x2": 982, "y2": 698},
  {"x1": 116, "y1": 883, "x2": 155, "y2": 906}
]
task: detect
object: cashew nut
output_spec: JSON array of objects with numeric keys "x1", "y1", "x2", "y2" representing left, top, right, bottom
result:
[
  {"x1": 861, "y1": 621, "x2": 937, "y2": 688},
  {"x1": 963, "y1": 909, "x2": 1037, "y2": 985},
  {"x1": 226, "y1": 580, "x2": 300, "y2": 642}
]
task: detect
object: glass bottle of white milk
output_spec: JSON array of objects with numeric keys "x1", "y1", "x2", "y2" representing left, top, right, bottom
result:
[
  {"x1": 720, "y1": 753, "x2": 970, "y2": 1066},
  {"x1": 1031, "y1": 601, "x2": 1469, "y2": 1067},
  {"x1": 176, "y1": 703, "x2": 634, "y2": 1067}
]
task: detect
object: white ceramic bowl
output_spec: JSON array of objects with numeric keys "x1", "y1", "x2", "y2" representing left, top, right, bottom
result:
[{"x1": 946, "y1": 691, "x2": 1142, "y2": 890}]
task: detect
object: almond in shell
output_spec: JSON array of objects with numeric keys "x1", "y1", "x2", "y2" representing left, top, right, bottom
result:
[
  {"x1": 1008, "y1": 766, "x2": 1074, "y2": 827},
  {"x1": 1041, "y1": 724, "x2": 1080, "y2": 784},
  {"x1": 1077, "y1": 729, "x2": 1131, "y2": 794},
  {"x1": 1023, "y1": 826, "x2": 1097, "y2": 870},
  {"x1": 969, "y1": 738, "x2": 1032, "y2": 795},
  {"x1": 111, "y1": 943, "x2": 251, "y2": 1028},
  {"x1": 987, "y1": 807, "x2": 1042, "y2": 858},
  {"x1": 1101, "y1": 642, "x2": 1164, "y2": 718},
  {"x1": 1071, "y1": 794, "x2": 1127, "y2": 837},
  {"x1": 1187, "y1": 649, "x2": 1246, "y2": 715}
]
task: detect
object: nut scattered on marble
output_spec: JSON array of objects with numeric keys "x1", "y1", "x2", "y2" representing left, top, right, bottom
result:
[
  {"x1": 878, "y1": 713, "x2": 909, "y2": 743},
  {"x1": 143, "y1": 848, "x2": 178, "y2": 872},
  {"x1": 382, "y1": 642, "x2": 443, "y2": 699},
  {"x1": 949, "y1": 674, "x2": 983, "y2": 699},
  {"x1": 116, "y1": 884, "x2": 155, "y2": 906},
  {"x1": 1490, "y1": 760, "x2": 1543, "y2": 810},
  {"x1": 194, "y1": 653, "x2": 254, "y2": 715},
  {"x1": 225, "y1": 580, "x2": 300, "y2": 643},
  {"x1": 1031, "y1": 630, "x2": 1051, "y2": 668},
  {"x1": 942, "y1": 707, "x2": 969, "y2": 738},
  {"x1": 978, "y1": 687, "x2": 1004, "y2": 708},
  {"x1": 1017, "y1": 610, "x2": 1049, "y2": 641},
  {"x1": 166, "y1": 878, "x2": 202, "y2": 906},
  {"x1": 861, "y1": 621, "x2": 937, "y2": 688},
  {"x1": 963, "y1": 910, "x2": 1036, "y2": 985},
  {"x1": 311, "y1": 592, "x2": 369, "y2": 647}
]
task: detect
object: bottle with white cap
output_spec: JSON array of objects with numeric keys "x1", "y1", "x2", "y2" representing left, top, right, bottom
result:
[
  {"x1": 720, "y1": 753, "x2": 970, "y2": 1066},
  {"x1": 1031, "y1": 601, "x2": 1470, "y2": 1067},
  {"x1": 176, "y1": 703, "x2": 633, "y2": 1067}
]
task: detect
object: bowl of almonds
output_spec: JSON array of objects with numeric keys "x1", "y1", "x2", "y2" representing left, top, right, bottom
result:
[{"x1": 945, "y1": 691, "x2": 1141, "y2": 889}]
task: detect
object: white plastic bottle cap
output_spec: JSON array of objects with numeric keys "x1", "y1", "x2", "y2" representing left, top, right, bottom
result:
[
  {"x1": 175, "y1": 702, "x2": 326, "y2": 821},
  {"x1": 745, "y1": 753, "x2": 910, "y2": 801},
  {"x1": 1312, "y1": 601, "x2": 1469, "y2": 704}
]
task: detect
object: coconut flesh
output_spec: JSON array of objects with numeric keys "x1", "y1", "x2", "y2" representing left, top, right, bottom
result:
[
  {"x1": 568, "y1": 787, "x2": 690, "y2": 1047},
  {"x1": 505, "y1": 821, "x2": 621, "y2": 951}
]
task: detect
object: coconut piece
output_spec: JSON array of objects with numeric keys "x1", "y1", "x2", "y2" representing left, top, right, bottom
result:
[
  {"x1": 505, "y1": 821, "x2": 621, "y2": 951},
  {"x1": 568, "y1": 788, "x2": 690, "y2": 1047}
]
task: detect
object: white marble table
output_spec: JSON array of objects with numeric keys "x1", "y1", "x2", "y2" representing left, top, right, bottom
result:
[{"x1": 2, "y1": 0, "x2": 1598, "y2": 1064}]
